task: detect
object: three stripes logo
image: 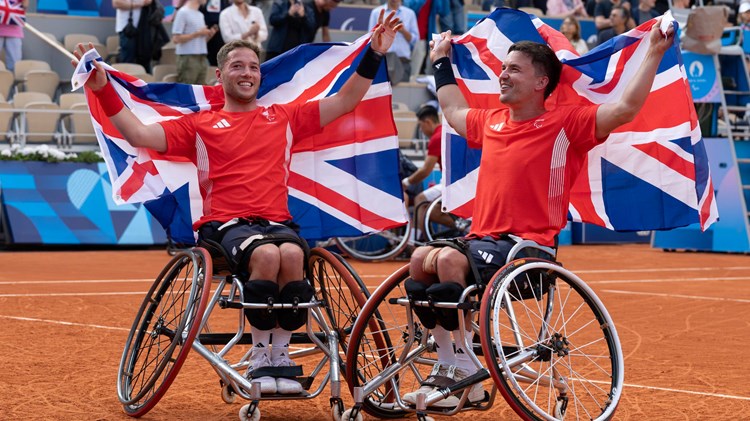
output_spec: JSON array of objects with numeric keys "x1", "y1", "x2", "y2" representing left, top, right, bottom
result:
[
  {"x1": 213, "y1": 118, "x2": 231, "y2": 129},
  {"x1": 490, "y1": 122, "x2": 503, "y2": 132},
  {"x1": 478, "y1": 250, "x2": 494, "y2": 264}
]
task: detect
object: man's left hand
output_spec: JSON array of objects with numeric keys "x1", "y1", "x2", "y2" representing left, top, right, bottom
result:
[{"x1": 371, "y1": 9, "x2": 403, "y2": 54}]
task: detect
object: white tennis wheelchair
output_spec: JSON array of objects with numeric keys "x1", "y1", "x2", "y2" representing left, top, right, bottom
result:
[
  {"x1": 116, "y1": 240, "x2": 379, "y2": 420},
  {"x1": 341, "y1": 235, "x2": 624, "y2": 421}
]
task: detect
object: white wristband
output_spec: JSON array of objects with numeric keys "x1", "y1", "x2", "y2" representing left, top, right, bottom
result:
[{"x1": 402, "y1": 177, "x2": 410, "y2": 187}]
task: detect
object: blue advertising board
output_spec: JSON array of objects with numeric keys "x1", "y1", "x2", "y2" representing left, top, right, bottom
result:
[
  {"x1": 0, "y1": 161, "x2": 167, "y2": 245},
  {"x1": 682, "y1": 52, "x2": 722, "y2": 103}
]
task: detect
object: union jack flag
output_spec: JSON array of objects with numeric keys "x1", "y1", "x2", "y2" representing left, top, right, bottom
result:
[
  {"x1": 0, "y1": 0, "x2": 25, "y2": 27},
  {"x1": 71, "y1": 34, "x2": 407, "y2": 244},
  {"x1": 442, "y1": 9, "x2": 719, "y2": 231}
]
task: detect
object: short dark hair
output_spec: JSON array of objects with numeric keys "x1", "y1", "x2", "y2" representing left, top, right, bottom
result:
[
  {"x1": 507, "y1": 41, "x2": 562, "y2": 99},
  {"x1": 217, "y1": 40, "x2": 262, "y2": 70},
  {"x1": 416, "y1": 104, "x2": 439, "y2": 122}
]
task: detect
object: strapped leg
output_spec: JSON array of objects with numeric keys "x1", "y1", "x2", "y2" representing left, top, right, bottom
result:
[
  {"x1": 425, "y1": 282, "x2": 464, "y2": 331},
  {"x1": 404, "y1": 279, "x2": 438, "y2": 329},
  {"x1": 277, "y1": 280, "x2": 314, "y2": 331},
  {"x1": 244, "y1": 280, "x2": 279, "y2": 330}
]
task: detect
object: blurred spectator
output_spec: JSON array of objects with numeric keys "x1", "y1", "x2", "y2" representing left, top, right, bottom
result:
[
  {"x1": 547, "y1": 0, "x2": 588, "y2": 18},
  {"x1": 561, "y1": 15, "x2": 589, "y2": 54},
  {"x1": 200, "y1": 0, "x2": 231, "y2": 66},
  {"x1": 304, "y1": 0, "x2": 341, "y2": 44},
  {"x1": 516, "y1": 0, "x2": 548, "y2": 14},
  {"x1": 482, "y1": 0, "x2": 504, "y2": 11},
  {"x1": 265, "y1": 0, "x2": 315, "y2": 61},
  {"x1": 404, "y1": 0, "x2": 449, "y2": 75},
  {"x1": 219, "y1": 0, "x2": 268, "y2": 48},
  {"x1": 136, "y1": 0, "x2": 170, "y2": 73},
  {"x1": 740, "y1": 2, "x2": 750, "y2": 30},
  {"x1": 439, "y1": 0, "x2": 466, "y2": 35},
  {"x1": 113, "y1": 0, "x2": 152, "y2": 66},
  {"x1": 369, "y1": 0, "x2": 419, "y2": 84},
  {"x1": 172, "y1": 0, "x2": 218, "y2": 83},
  {"x1": 594, "y1": 0, "x2": 634, "y2": 37},
  {"x1": 0, "y1": 0, "x2": 27, "y2": 72},
  {"x1": 634, "y1": 0, "x2": 659, "y2": 25},
  {"x1": 597, "y1": 5, "x2": 628, "y2": 45}
]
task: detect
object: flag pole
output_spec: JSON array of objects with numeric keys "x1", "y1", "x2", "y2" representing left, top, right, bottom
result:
[{"x1": 24, "y1": 22, "x2": 76, "y2": 60}]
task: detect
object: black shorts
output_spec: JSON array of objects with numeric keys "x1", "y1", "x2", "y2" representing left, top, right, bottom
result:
[
  {"x1": 466, "y1": 236, "x2": 555, "y2": 285},
  {"x1": 198, "y1": 218, "x2": 305, "y2": 276}
]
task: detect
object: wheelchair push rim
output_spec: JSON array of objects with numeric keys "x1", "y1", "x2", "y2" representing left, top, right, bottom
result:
[
  {"x1": 479, "y1": 259, "x2": 624, "y2": 421},
  {"x1": 117, "y1": 248, "x2": 212, "y2": 417}
]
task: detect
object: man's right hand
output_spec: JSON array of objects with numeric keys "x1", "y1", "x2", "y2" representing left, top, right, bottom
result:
[
  {"x1": 429, "y1": 30, "x2": 452, "y2": 63},
  {"x1": 71, "y1": 43, "x2": 108, "y2": 92}
]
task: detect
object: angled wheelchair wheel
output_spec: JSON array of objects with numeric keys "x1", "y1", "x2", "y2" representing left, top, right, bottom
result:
[
  {"x1": 345, "y1": 265, "x2": 425, "y2": 419},
  {"x1": 334, "y1": 220, "x2": 411, "y2": 262},
  {"x1": 308, "y1": 247, "x2": 371, "y2": 352},
  {"x1": 479, "y1": 259, "x2": 624, "y2": 421},
  {"x1": 117, "y1": 248, "x2": 212, "y2": 417},
  {"x1": 423, "y1": 197, "x2": 471, "y2": 242}
]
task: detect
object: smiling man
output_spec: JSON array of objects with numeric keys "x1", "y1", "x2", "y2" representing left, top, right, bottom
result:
[
  {"x1": 71, "y1": 10, "x2": 402, "y2": 396},
  {"x1": 402, "y1": 22, "x2": 675, "y2": 408}
]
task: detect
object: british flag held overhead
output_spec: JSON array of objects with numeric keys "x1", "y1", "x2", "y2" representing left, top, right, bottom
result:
[
  {"x1": 71, "y1": 34, "x2": 407, "y2": 244},
  {"x1": 441, "y1": 8, "x2": 718, "y2": 232},
  {"x1": 0, "y1": 0, "x2": 25, "y2": 27}
]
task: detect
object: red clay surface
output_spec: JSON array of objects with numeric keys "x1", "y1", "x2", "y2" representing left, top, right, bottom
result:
[{"x1": 1, "y1": 244, "x2": 749, "y2": 420}]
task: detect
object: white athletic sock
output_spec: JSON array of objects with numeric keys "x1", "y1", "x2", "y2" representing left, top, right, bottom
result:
[
  {"x1": 431, "y1": 325, "x2": 455, "y2": 366},
  {"x1": 271, "y1": 328, "x2": 293, "y2": 362},
  {"x1": 250, "y1": 326, "x2": 271, "y2": 360},
  {"x1": 453, "y1": 329, "x2": 475, "y2": 372}
]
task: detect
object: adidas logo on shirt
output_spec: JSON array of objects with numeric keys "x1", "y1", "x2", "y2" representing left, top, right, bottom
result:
[
  {"x1": 490, "y1": 123, "x2": 503, "y2": 132},
  {"x1": 213, "y1": 118, "x2": 230, "y2": 129},
  {"x1": 478, "y1": 250, "x2": 494, "y2": 264}
]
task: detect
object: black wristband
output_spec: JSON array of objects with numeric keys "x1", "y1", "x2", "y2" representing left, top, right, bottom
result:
[
  {"x1": 356, "y1": 46, "x2": 383, "y2": 80},
  {"x1": 432, "y1": 56, "x2": 457, "y2": 91}
]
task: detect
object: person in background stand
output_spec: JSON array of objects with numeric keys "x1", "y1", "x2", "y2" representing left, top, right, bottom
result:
[
  {"x1": 561, "y1": 15, "x2": 589, "y2": 55},
  {"x1": 172, "y1": 0, "x2": 219, "y2": 84},
  {"x1": 201, "y1": 0, "x2": 231, "y2": 67},
  {"x1": 113, "y1": 0, "x2": 152, "y2": 66},
  {"x1": 220, "y1": 0, "x2": 268, "y2": 50},
  {"x1": 634, "y1": 0, "x2": 659, "y2": 25},
  {"x1": 0, "y1": 0, "x2": 27, "y2": 72},
  {"x1": 547, "y1": 0, "x2": 588, "y2": 18},
  {"x1": 265, "y1": 0, "x2": 316, "y2": 61},
  {"x1": 305, "y1": 0, "x2": 341, "y2": 44},
  {"x1": 439, "y1": 0, "x2": 465, "y2": 36},
  {"x1": 368, "y1": 0, "x2": 419, "y2": 84},
  {"x1": 597, "y1": 5, "x2": 629, "y2": 45}
]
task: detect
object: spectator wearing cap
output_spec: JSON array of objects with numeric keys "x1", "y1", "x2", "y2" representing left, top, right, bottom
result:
[{"x1": 740, "y1": 2, "x2": 750, "y2": 31}]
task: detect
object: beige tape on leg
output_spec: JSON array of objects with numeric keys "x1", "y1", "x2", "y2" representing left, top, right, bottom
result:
[{"x1": 422, "y1": 247, "x2": 442, "y2": 275}]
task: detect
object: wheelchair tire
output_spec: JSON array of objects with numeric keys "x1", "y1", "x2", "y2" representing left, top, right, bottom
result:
[
  {"x1": 345, "y1": 265, "x2": 414, "y2": 419},
  {"x1": 117, "y1": 248, "x2": 212, "y2": 417},
  {"x1": 308, "y1": 248, "x2": 371, "y2": 354},
  {"x1": 479, "y1": 259, "x2": 624, "y2": 421},
  {"x1": 423, "y1": 197, "x2": 471, "y2": 242},
  {"x1": 334, "y1": 220, "x2": 411, "y2": 262}
]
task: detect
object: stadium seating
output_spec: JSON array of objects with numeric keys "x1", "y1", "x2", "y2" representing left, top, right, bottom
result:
[
  {"x1": 23, "y1": 70, "x2": 61, "y2": 100},
  {"x1": 152, "y1": 64, "x2": 177, "y2": 82}
]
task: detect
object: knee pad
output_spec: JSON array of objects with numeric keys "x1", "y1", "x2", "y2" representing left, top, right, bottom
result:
[
  {"x1": 277, "y1": 280, "x2": 314, "y2": 331},
  {"x1": 243, "y1": 280, "x2": 279, "y2": 330},
  {"x1": 426, "y1": 282, "x2": 464, "y2": 331},
  {"x1": 404, "y1": 279, "x2": 437, "y2": 329}
]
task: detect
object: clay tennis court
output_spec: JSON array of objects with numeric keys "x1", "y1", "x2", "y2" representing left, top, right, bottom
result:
[{"x1": 1, "y1": 244, "x2": 749, "y2": 420}]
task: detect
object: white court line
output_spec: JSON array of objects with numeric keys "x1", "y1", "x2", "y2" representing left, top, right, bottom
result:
[
  {"x1": 602, "y1": 289, "x2": 750, "y2": 303},
  {"x1": 2, "y1": 314, "x2": 749, "y2": 402},
  {"x1": 588, "y1": 276, "x2": 750, "y2": 284},
  {"x1": 0, "y1": 314, "x2": 129, "y2": 331},
  {"x1": 0, "y1": 279, "x2": 153, "y2": 285},
  {"x1": 622, "y1": 382, "x2": 750, "y2": 401},
  {"x1": 0, "y1": 292, "x2": 147, "y2": 297}
]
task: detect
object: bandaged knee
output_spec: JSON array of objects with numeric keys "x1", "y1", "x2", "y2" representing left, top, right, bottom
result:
[
  {"x1": 422, "y1": 247, "x2": 442, "y2": 275},
  {"x1": 244, "y1": 280, "x2": 279, "y2": 330},
  {"x1": 277, "y1": 280, "x2": 314, "y2": 331},
  {"x1": 404, "y1": 278, "x2": 437, "y2": 329},
  {"x1": 426, "y1": 282, "x2": 464, "y2": 331}
]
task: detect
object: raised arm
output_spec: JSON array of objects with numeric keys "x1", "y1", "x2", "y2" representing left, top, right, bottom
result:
[
  {"x1": 430, "y1": 31, "x2": 470, "y2": 138},
  {"x1": 72, "y1": 44, "x2": 167, "y2": 152},
  {"x1": 594, "y1": 20, "x2": 674, "y2": 139},
  {"x1": 318, "y1": 10, "x2": 402, "y2": 127}
]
